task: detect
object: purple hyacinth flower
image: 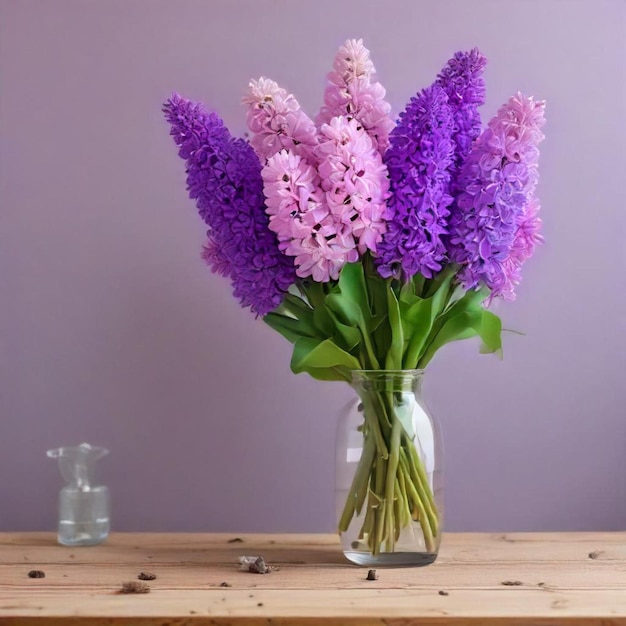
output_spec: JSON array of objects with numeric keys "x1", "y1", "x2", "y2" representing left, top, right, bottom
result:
[
  {"x1": 375, "y1": 84, "x2": 456, "y2": 280},
  {"x1": 163, "y1": 93, "x2": 296, "y2": 315},
  {"x1": 436, "y1": 48, "x2": 487, "y2": 194}
]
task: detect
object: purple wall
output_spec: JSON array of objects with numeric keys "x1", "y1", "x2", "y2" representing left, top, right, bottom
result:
[{"x1": 1, "y1": 0, "x2": 625, "y2": 533}]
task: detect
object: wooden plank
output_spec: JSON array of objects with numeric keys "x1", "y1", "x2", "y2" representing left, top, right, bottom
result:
[
  {"x1": 0, "y1": 532, "x2": 625, "y2": 625},
  {"x1": 1, "y1": 560, "x2": 625, "y2": 590},
  {"x1": 1, "y1": 589, "x2": 626, "y2": 625},
  {"x1": 3, "y1": 532, "x2": 625, "y2": 564}
]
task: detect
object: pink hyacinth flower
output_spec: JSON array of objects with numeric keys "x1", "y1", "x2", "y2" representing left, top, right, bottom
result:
[
  {"x1": 286, "y1": 223, "x2": 359, "y2": 283},
  {"x1": 262, "y1": 150, "x2": 326, "y2": 245},
  {"x1": 243, "y1": 77, "x2": 318, "y2": 163},
  {"x1": 261, "y1": 149, "x2": 358, "y2": 282},
  {"x1": 317, "y1": 39, "x2": 394, "y2": 153},
  {"x1": 316, "y1": 116, "x2": 390, "y2": 255}
]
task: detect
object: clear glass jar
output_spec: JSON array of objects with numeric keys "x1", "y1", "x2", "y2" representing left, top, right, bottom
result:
[
  {"x1": 336, "y1": 370, "x2": 443, "y2": 566},
  {"x1": 47, "y1": 443, "x2": 110, "y2": 546}
]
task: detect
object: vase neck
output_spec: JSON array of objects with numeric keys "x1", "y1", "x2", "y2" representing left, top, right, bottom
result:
[{"x1": 350, "y1": 369, "x2": 424, "y2": 394}]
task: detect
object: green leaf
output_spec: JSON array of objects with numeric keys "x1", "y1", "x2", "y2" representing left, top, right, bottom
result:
[
  {"x1": 385, "y1": 288, "x2": 403, "y2": 369},
  {"x1": 443, "y1": 284, "x2": 466, "y2": 312},
  {"x1": 326, "y1": 307, "x2": 362, "y2": 352},
  {"x1": 412, "y1": 273, "x2": 426, "y2": 298},
  {"x1": 423, "y1": 264, "x2": 456, "y2": 298},
  {"x1": 428, "y1": 270, "x2": 455, "y2": 317},
  {"x1": 372, "y1": 315, "x2": 392, "y2": 361},
  {"x1": 443, "y1": 286, "x2": 490, "y2": 319},
  {"x1": 299, "y1": 367, "x2": 352, "y2": 382},
  {"x1": 401, "y1": 297, "x2": 433, "y2": 368},
  {"x1": 301, "y1": 281, "x2": 326, "y2": 309},
  {"x1": 365, "y1": 273, "x2": 389, "y2": 329},
  {"x1": 290, "y1": 337, "x2": 362, "y2": 382},
  {"x1": 326, "y1": 261, "x2": 383, "y2": 368},
  {"x1": 430, "y1": 310, "x2": 482, "y2": 349},
  {"x1": 475, "y1": 310, "x2": 503, "y2": 357},
  {"x1": 312, "y1": 304, "x2": 335, "y2": 337},
  {"x1": 415, "y1": 284, "x2": 507, "y2": 367},
  {"x1": 399, "y1": 279, "x2": 419, "y2": 306},
  {"x1": 264, "y1": 313, "x2": 316, "y2": 344},
  {"x1": 284, "y1": 293, "x2": 314, "y2": 314},
  {"x1": 263, "y1": 298, "x2": 319, "y2": 341},
  {"x1": 326, "y1": 262, "x2": 372, "y2": 329},
  {"x1": 415, "y1": 285, "x2": 488, "y2": 355},
  {"x1": 417, "y1": 310, "x2": 482, "y2": 368},
  {"x1": 338, "y1": 262, "x2": 369, "y2": 309},
  {"x1": 276, "y1": 297, "x2": 318, "y2": 337},
  {"x1": 326, "y1": 292, "x2": 365, "y2": 329}
]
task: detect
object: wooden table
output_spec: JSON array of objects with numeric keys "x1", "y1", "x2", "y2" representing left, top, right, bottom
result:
[{"x1": 1, "y1": 532, "x2": 625, "y2": 624}]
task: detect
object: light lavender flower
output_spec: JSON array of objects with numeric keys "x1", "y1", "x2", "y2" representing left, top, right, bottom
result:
[{"x1": 447, "y1": 93, "x2": 546, "y2": 299}]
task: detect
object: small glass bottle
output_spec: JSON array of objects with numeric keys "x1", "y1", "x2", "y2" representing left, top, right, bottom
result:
[{"x1": 47, "y1": 443, "x2": 110, "y2": 546}]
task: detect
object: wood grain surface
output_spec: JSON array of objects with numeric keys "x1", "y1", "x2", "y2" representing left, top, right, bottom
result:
[{"x1": 1, "y1": 532, "x2": 625, "y2": 624}]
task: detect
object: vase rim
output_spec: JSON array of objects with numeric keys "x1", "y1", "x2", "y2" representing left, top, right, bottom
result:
[
  {"x1": 352, "y1": 369, "x2": 426, "y2": 373},
  {"x1": 351, "y1": 369, "x2": 425, "y2": 383}
]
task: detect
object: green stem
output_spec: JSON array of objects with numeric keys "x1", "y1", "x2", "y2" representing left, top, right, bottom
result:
[
  {"x1": 404, "y1": 332, "x2": 430, "y2": 370},
  {"x1": 360, "y1": 489, "x2": 375, "y2": 540},
  {"x1": 338, "y1": 433, "x2": 376, "y2": 533},
  {"x1": 370, "y1": 451, "x2": 387, "y2": 555},
  {"x1": 400, "y1": 446, "x2": 438, "y2": 540},
  {"x1": 383, "y1": 415, "x2": 402, "y2": 552},
  {"x1": 397, "y1": 463, "x2": 412, "y2": 527},
  {"x1": 361, "y1": 393, "x2": 389, "y2": 459},
  {"x1": 361, "y1": 327, "x2": 381, "y2": 369},
  {"x1": 404, "y1": 434, "x2": 439, "y2": 535},
  {"x1": 398, "y1": 453, "x2": 436, "y2": 552},
  {"x1": 393, "y1": 478, "x2": 402, "y2": 542},
  {"x1": 416, "y1": 343, "x2": 438, "y2": 370}
]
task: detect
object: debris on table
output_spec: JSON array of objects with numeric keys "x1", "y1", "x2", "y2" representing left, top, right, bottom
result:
[
  {"x1": 239, "y1": 556, "x2": 273, "y2": 574},
  {"x1": 537, "y1": 581, "x2": 556, "y2": 591},
  {"x1": 589, "y1": 550, "x2": 602, "y2": 559},
  {"x1": 438, "y1": 590, "x2": 449, "y2": 596},
  {"x1": 27, "y1": 570, "x2": 45, "y2": 579},
  {"x1": 366, "y1": 569, "x2": 378, "y2": 581},
  {"x1": 137, "y1": 572, "x2": 156, "y2": 581},
  {"x1": 228, "y1": 537, "x2": 244, "y2": 543},
  {"x1": 500, "y1": 580, "x2": 523, "y2": 586},
  {"x1": 120, "y1": 581, "x2": 150, "y2": 594},
  {"x1": 219, "y1": 581, "x2": 232, "y2": 587}
]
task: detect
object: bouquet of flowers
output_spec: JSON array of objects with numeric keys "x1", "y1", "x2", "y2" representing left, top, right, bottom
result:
[{"x1": 163, "y1": 40, "x2": 545, "y2": 558}]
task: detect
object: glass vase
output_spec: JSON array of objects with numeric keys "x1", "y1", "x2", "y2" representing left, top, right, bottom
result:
[{"x1": 336, "y1": 370, "x2": 443, "y2": 566}]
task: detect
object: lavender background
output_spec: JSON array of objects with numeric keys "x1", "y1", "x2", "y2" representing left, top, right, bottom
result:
[{"x1": 1, "y1": 0, "x2": 625, "y2": 533}]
